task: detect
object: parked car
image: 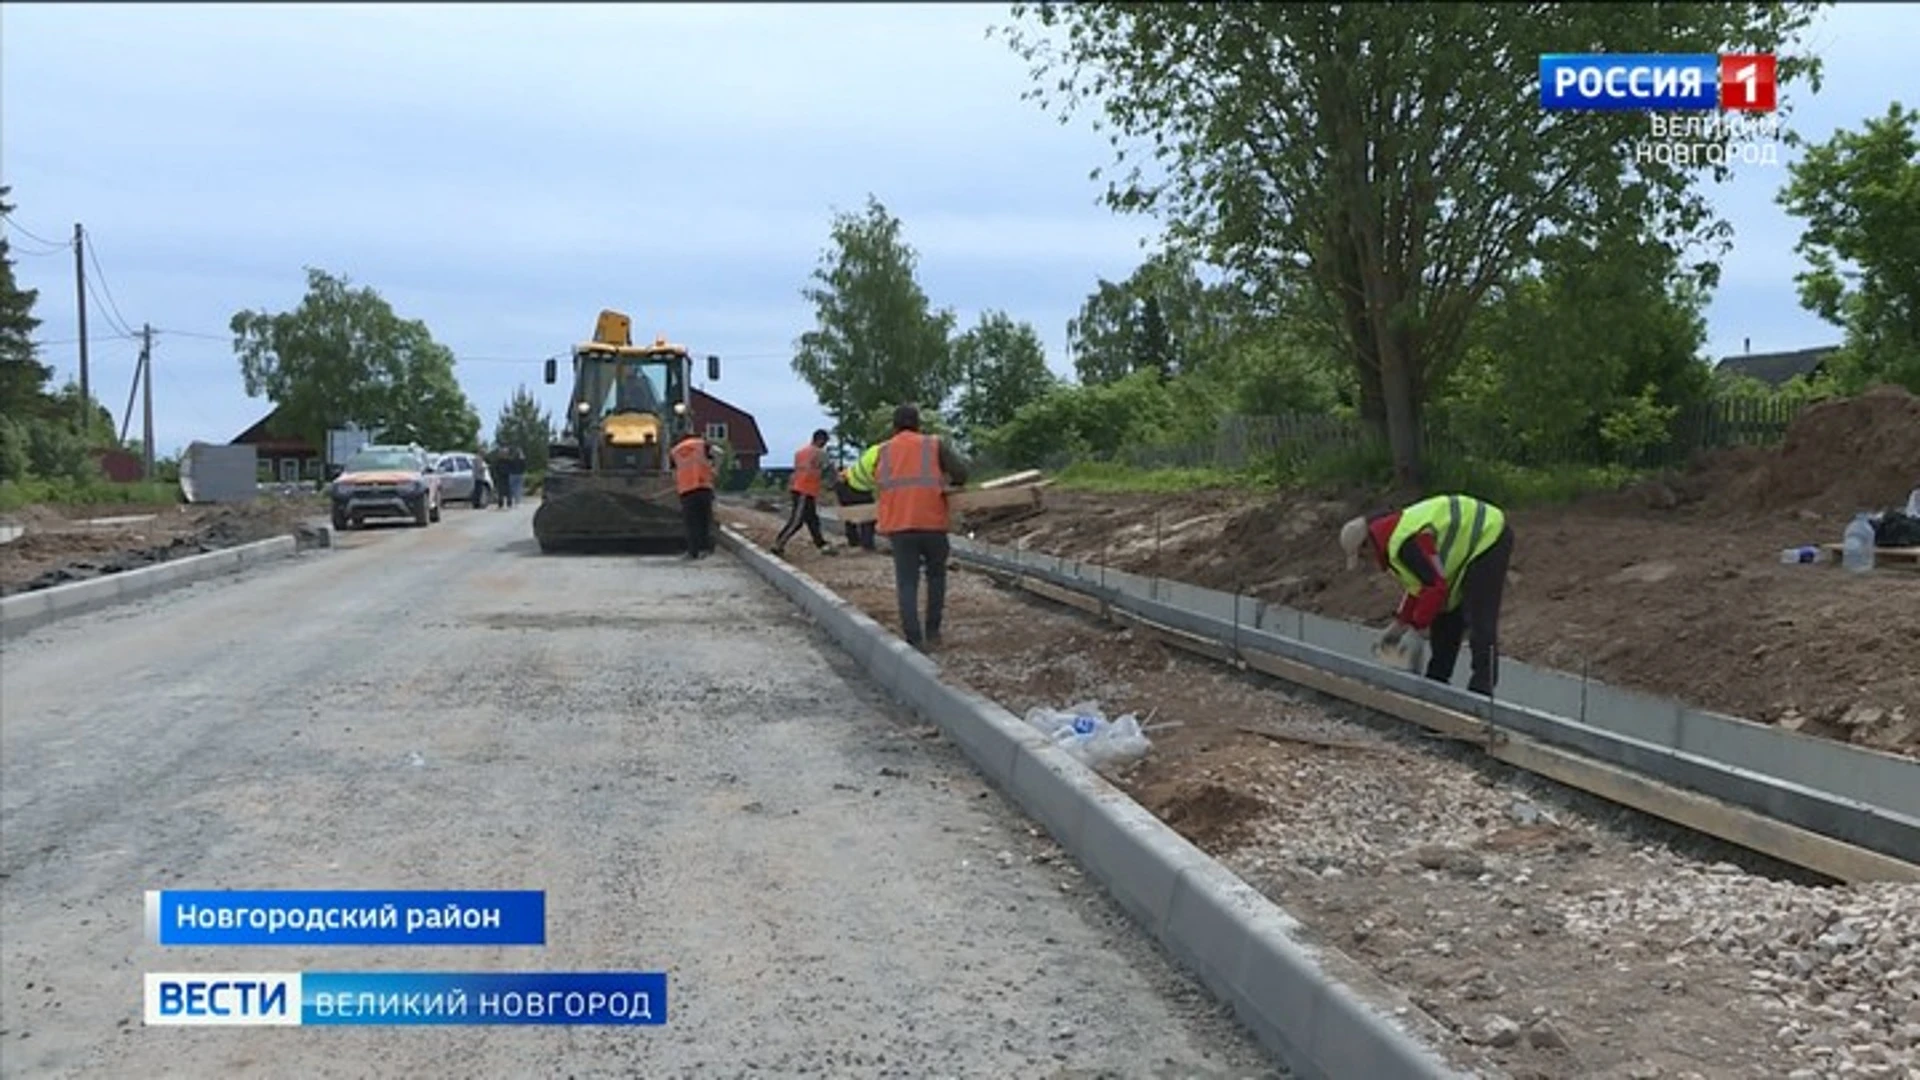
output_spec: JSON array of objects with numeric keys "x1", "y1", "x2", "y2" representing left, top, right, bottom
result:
[
  {"x1": 431, "y1": 451, "x2": 494, "y2": 508},
  {"x1": 330, "y1": 444, "x2": 441, "y2": 529}
]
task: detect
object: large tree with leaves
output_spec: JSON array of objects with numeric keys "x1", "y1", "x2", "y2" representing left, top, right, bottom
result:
[
  {"x1": 1778, "y1": 101, "x2": 1920, "y2": 393},
  {"x1": 493, "y1": 384, "x2": 554, "y2": 472},
  {"x1": 1004, "y1": 2, "x2": 1825, "y2": 486},
  {"x1": 951, "y1": 310, "x2": 1057, "y2": 443},
  {"x1": 231, "y1": 267, "x2": 480, "y2": 453},
  {"x1": 791, "y1": 196, "x2": 957, "y2": 447}
]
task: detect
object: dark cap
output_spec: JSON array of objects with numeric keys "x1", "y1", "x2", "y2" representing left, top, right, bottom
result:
[
  {"x1": 811, "y1": 428, "x2": 829, "y2": 443},
  {"x1": 892, "y1": 404, "x2": 920, "y2": 432}
]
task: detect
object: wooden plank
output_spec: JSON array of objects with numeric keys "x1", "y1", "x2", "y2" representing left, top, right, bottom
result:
[
  {"x1": 1238, "y1": 648, "x2": 1493, "y2": 745},
  {"x1": 1017, "y1": 575, "x2": 1106, "y2": 616},
  {"x1": 1493, "y1": 735, "x2": 1920, "y2": 885},
  {"x1": 979, "y1": 470, "x2": 1044, "y2": 490},
  {"x1": 834, "y1": 484, "x2": 1043, "y2": 526},
  {"x1": 1819, "y1": 543, "x2": 1920, "y2": 566}
]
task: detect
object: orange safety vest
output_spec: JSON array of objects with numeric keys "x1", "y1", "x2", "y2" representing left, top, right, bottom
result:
[
  {"x1": 875, "y1": 430, "x2": 949, "y2": 535},
  {"x1": 670, "y1": 437, "x2": 715, "y2": 495},
  {"x1": 791, "y1": 444, "x2": 825, "y2": 498}
]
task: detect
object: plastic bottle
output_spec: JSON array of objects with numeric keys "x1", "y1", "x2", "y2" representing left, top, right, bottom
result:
[
  {"x1": 1779, "y1": 545, "x2": 1821, "y2": 565},
  {"x1": 1842, "y1": 513, "x2": 1876, "y2": 573}
]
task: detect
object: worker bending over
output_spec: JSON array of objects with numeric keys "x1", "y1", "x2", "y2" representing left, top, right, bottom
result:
[
  {"x1": 670, "y1": 429, "x2": 724, "y2": 560},
  {"x1": 1339, "y1": 493, "x2": 1515, "y2": 695},
  {"x1": 874, "y1": 404, "x2": 968, "y2": 651},
  {"x1": 772, "y1": 429, "x2": 837, "y2": 558},
  {"x1": 836, "y1": 443, "x2": 880, "y2": 552}
]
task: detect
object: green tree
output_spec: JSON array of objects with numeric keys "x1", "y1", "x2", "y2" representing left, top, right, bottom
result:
[
  {"x1": 231, "y1": 267, "x2": 480, "y2": 452},
  {"x1": 493, "y1": 384, "x2": 554, "y2": 472},
  {"x1": 952, "y1": 311, "x2": 1057, "y2": 443},
  {"x1": 1433, "y1": 224, "x2": 1712, "y2": 464},
  {"x1": 0, "y1": 185, "x2": 55, "y2": 422},
  {"x1": 1778, "y1": 101, "x2": 1920, "y2": 393},
  {"x1": 1004, "y1": 2, "x2": 1825, "y2": 487},
  {"x1": 1132, "y1": 295, "x2": 1173, "y2": 380},
  {"x1": 791, "y1": 196, "x2": 957, "y2": 448}
]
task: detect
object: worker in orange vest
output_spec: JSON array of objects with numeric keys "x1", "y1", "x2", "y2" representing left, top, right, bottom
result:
[
  {"x1": 772, "y1": 429, "x2": 838, "y2": 559},
  {"x1": 874, "y1": 404, "x2": 969, "y2": 651},
  {"x1": 669, "y1": 429, "x2": 722, "y2": 560}
]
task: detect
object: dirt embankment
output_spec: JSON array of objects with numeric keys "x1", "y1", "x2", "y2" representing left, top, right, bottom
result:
[
  {"x1": 971, "y1": 387, "x2": 1920, "y2": 757},
  {"x1": 0, "y1": 498, "x2": 326, "y2": 596}
]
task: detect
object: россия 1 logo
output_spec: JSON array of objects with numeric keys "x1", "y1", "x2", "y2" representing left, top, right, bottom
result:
[{"x1": 1537, "y1": 52, "x2": 1783, "y2": 169}]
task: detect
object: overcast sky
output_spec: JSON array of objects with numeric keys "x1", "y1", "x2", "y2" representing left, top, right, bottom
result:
[{"x1": 2, "y1": 3, "x2": 1913, "y2": 460}]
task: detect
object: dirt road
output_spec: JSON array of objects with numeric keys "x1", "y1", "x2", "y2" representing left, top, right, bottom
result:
[{"x1": 0, "y1": 505, "x2": 1277, "y2": 1078}]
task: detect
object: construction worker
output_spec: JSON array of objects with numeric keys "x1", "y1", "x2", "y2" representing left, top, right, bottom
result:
[
  {"x1": 772, "y1": 429, "x2": 837, "y2": 558},
  {"x1": 874, "y1": 404, "x2": 969, "y2": 651},
  {"x1": 1338, "y1": 493, "x2": 1515, "y2": 695},
  {"x1": 670, "y1": 428, "x2": 722, "y2": 560},
  {"x1": 836, "y1": 443, "x2": 881, "y2": 552},
  {"x1": 486, "y1": 446, "x2": 511, "y2": 510}
]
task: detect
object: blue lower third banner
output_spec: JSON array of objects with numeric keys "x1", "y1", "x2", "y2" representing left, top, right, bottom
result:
[
  {"x1": 145, "y1": 972, "x2": 668, "y2": 1026},
  {"x1": 147, "y1": 890, "x2": 545, "y2": 946}
]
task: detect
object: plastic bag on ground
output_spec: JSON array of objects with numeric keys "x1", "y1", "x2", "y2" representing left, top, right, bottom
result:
[{"x1": 1022, "y1": 700, "x2": 1152, "y2": 768}]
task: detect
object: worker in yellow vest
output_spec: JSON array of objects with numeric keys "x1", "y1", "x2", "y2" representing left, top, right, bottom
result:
[
  {"x1": 1338, "y1": 494, "x2": 1515, "y2": 694},
  {"x1": 874, "y1": 404, "x2": 969, "y2": 651},
  {"x1": 835, "y1": 443, "x2": 882, "y2": 551}
]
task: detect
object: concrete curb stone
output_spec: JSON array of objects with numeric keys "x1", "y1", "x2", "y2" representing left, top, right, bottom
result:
[{"x1": 1, "y1": 535, "x2": 301, "y2": 642}]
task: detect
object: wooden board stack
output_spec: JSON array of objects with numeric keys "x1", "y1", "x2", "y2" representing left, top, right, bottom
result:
[{"x1": 832, "y1": 469, "x2": 1049, "y2": 528}]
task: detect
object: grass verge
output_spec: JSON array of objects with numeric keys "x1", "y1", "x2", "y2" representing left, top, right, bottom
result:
[{"x1": 0, "y1": 478, "x2": 181, "y2": 513}]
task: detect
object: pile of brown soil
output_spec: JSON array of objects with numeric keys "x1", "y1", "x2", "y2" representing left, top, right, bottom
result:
[{"x1": 1665, "y1": 386, "x2": 1920, "y2": 518}]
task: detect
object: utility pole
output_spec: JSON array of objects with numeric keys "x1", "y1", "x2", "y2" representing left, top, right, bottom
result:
[
  {"x1": 73, "y1": 223, "x2": 90, "y2": 433},
  {"x1": 141, "y1": 325, "x2": 155, "y2": 479}
]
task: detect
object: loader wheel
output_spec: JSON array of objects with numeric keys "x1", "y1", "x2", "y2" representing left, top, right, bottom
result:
[{"x1": 412, "y1": 498, "x2": 431, "y2": 528}]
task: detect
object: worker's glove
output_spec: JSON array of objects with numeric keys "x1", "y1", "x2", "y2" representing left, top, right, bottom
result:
[{"x1": 1379, "y1": 623, "x2": 1407, "y2": 649}]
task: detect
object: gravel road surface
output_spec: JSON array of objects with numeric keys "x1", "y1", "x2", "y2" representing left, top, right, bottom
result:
[{"x1": 1, "y1": 504, "x2": 1279, "y2": 1078}]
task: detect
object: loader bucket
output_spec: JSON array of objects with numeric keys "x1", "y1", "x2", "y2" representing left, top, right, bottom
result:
[{"x1": 532, "y1": 475, "x2": 687, "y2": 553}]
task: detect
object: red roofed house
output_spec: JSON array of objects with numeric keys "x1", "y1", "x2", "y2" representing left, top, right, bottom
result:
[
  {"x1": 231, "y1": 407, "x2": 322, "y2": 483},
  {"x1": 690, "y1": 388, "x2": 767, "y2": 485}
]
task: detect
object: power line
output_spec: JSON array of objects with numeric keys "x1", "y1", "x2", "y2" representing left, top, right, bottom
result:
[
  {"x1": 83, "y1": 229, "x2": 138, "y2": 338},
  {"x1": 0, "y1": 212, "x2": 67, "y2": 249},
  {"x1": 35, "y1": 331, "x2": 140, "y2": 348},
  {"x1": 85, "y1": 273, "x2": 136, "y2": 340}
]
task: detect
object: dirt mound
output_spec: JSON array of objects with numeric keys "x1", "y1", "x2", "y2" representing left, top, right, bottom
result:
[
  {"x1": 1138, "y1": 780, "x2": 1270, "y2": 851},
  {"x1": 1686, "y1": 387, "x2": 1920, "y2": 517}
]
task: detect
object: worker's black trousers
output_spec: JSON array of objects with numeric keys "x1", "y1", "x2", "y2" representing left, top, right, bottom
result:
[
  {"x1": 889, "y1": 530, "x2": 950, "y2": 647},
  {"x1": 1424, "y1": 525, "x2": 1515, "y2": 695},
  {"x1": 680, "y1": 488, "x2": 716, "y2": 556},
  {"x1": 775, "y1": 491, "x2": 827, "y2": 550},
  {"x1": 833, "y1": 481, "x2": 877, "y2": 549}
]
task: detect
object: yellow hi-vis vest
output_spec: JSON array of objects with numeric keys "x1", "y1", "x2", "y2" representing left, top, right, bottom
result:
[
  {"x1": 1385, "y1": 494, "x2": 1506, "y2": 611},
  {"x1": 844, "y1": 444, "x2": 882, "y2": 493}
]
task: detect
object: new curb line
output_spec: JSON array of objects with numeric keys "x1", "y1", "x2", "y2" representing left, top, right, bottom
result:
[
  {"x1": 717, "y1": 525, "x2": 1461, "y2": 1080},
  {"x1": 0, "y1": 534, "x2": 304, "y2": 642}
]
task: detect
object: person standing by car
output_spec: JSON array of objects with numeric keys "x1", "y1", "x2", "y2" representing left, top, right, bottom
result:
[
  {"x1": 505, "y1": 446, "x2": 527, "y2": 507},
  {"x1": 486, "y1": 446, "x2": 511, "y2": 511}
]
